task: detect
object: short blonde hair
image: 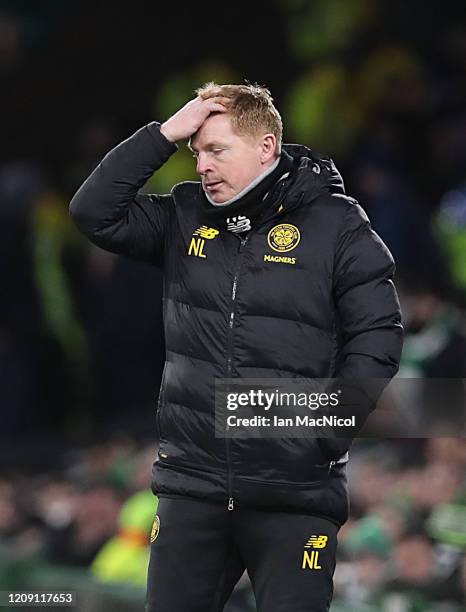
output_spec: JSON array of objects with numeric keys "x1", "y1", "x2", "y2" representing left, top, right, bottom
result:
[{"x1": 196, "y1": 82, "x2": 282, "y2": 155}]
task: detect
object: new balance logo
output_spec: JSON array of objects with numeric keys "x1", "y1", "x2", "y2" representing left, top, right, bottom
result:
[
  {"x1": 226, "y1": 216, "x2": 251, "y2": 233},
  {"x1": 305, "y1": 535, "x2": 328, "y2": 549},
  {"x1": 193, "y1": 226, "x2": 219, "y2": 240}
]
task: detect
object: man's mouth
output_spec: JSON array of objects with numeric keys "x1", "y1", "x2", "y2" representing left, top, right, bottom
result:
[{"x1": 204, "y1": 181, "x2": 223, "y2": 191}]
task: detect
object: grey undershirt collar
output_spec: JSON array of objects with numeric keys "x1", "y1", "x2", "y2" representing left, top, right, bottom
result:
[{"x1": 204, "y1": 156, "x2": 281, "y2": 207}]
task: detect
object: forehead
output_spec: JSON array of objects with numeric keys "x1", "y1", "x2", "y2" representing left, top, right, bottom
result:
[{"x1": 191, "y1": 113, "x2": 242, "y2": 150}]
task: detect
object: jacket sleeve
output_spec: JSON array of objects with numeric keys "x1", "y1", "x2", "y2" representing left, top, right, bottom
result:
[
  {"x1": 333, "y1": 199, "x2": 403, "y2": 379},
  {"x1": 317, "y1": 199, "x2": 404, "y2": 462},
  {"x1": 69, "y1": 122, "x2": 178, "y2": 264}
]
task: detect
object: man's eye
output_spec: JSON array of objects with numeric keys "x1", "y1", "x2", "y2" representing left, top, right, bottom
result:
[{"x1": 212, "y1": 149, "x2": 223, "y2": 155}]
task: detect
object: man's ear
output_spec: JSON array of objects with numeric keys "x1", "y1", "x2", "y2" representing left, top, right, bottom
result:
[{"x1": 260, "y1": 133, "x2": 277, "y2": 163}]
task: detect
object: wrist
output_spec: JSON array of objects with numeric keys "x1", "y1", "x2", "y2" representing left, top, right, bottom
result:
[{"x1": 160, "y1": 123, "x2": 176, "y2": 143}]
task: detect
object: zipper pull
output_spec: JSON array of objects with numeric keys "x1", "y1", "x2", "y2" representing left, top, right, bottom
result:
[
  {"x1": 328, "y1": 460, "x2": 336, "y2": 474},
  {"x1": 228, "y1": 497, "x2": 235, "y2": 511}
]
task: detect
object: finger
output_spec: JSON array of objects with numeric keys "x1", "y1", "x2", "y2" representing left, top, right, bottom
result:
[
  {"x1": 207, "y1": 102, "x2": 228, "y2": 113},
  {"x1": 210, "y1": 96, "x2": 231, "y2": 106},
  {"x1": 201, "y1": 96, "x2": 230, "y2": 107}
]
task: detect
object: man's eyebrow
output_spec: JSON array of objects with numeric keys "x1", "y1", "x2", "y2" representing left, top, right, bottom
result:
[{"x1": 188, "y1": 141, "x2": 226, "y2": 153}]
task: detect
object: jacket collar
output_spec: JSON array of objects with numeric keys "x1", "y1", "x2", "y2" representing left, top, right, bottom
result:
[{"x1": 255, "y1": 144, "x2": 346, "y2": 226}]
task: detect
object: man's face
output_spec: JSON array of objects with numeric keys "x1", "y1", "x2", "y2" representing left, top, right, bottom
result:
[{"x1": 190, "y1": 113, "x2": 271, "y2": 203}]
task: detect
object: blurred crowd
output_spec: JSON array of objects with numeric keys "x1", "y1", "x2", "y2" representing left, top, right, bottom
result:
[
  {"x1": 335, "y1": 438, "x2": 466, "y2": 610},
  {"x1": 0, "y1": 436, "x2": 155, "y2": 574},
  {"x1": 0, "y1": 1, "x2": 465, "y2": 610},
  {"x1": 0, "y1": 438, "x2": 465, "y2": 610}
]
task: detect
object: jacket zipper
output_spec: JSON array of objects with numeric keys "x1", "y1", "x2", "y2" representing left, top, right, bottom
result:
[
  {"x1": 225, "y1": 234, "x2": 250, "y2": 511},
  {"x1": 223, "y1": 186, "x2": 301, "y2": 511}
]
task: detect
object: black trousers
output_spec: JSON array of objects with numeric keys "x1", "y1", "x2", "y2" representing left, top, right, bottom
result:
[{"x1": 145, "y1": 496, "x2": 339, "y2": 612}]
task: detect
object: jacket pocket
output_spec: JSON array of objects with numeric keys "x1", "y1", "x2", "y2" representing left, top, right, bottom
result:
[{"x1": 238, "y1": 475, "x2": 326, "y2": 488}]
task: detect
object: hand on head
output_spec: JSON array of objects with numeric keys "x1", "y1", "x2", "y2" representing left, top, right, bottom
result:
[{"x1": 160, "y1": 96, "x2": 230, "y2": 143}]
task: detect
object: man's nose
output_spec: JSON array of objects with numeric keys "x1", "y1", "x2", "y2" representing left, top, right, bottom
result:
[{"x1": 196, "y1": 153, "x2": 211, "y2": 175}]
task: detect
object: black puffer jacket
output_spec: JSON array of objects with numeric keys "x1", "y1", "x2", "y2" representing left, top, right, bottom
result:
[{"x1": 70, "y1": 123, "x2": 403, "y2": 527}]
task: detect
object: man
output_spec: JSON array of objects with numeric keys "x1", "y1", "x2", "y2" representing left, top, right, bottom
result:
[{"x1": 70, "y1": 83, "x2": 403, "y2": 611}]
